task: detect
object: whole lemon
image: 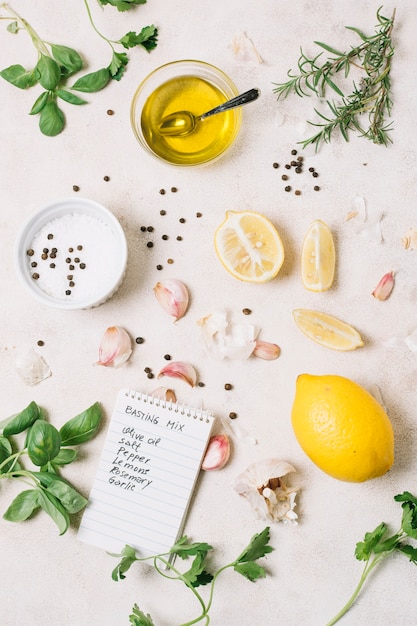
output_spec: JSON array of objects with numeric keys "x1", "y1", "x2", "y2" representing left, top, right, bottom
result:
[{"x1": 291, "y1": 374, "x2": 394, "y2": 482}]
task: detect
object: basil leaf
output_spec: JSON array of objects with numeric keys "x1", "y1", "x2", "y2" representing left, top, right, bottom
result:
[
  {"x1": 36, "y1": 54, "x2": 61, "y2": 90},
  {"x1": 39, "y1": 101, "x2": 65, "y2": 136},
  {"x1": 3, "y1": 401, "x2": 41, "y2": 436},
  {"x1": 71, "y1": 68, "x2": 110, "y2": 93},
  {"x1": 50, "y1": 44, "x2": 83, "y2": 75},
  {"x1": 37, "y1": 489, "x2": 69, "y2": 535},
  {"x1": 3, "y1": 489, "x2": 39, "y2": 522},
  {"x1": 30, "y1": 91, "x2": 49, "y2": 115},
  {"x1": 32, "y1": 473, "x2": 87, "y2": 513},
  {"x1": 0, "y1": 435, "x2": 13, "y2": 473},
  {"x1": 60, "y1": 402, "x2": 101, "y2": 446},
  {"x1": 27, "y1": 420, "x2": 61, "y2": 466},
  {"x1": 0, "y1": 64, "x2": 39, "y2": 89},
  {"x1": 50, "y1": 448, "x2": 78, "y2": 465},
  {"x1": 56, "y1": 89, "x2": 87, "y2": 105}
]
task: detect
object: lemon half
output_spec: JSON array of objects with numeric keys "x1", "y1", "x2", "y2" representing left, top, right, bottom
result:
[{"x1": 214, "y1": 210, "x2": 285, "y2": 282}]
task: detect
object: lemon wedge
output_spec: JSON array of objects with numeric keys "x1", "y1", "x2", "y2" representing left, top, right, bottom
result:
[
  {"x1": 293, "y1": 309, "x2": 364, "y2": 351},
  {"x1": 214, "y1": 210, "x2": 285, "y2": 282},
  {"x1": 301, "y1": 219, "x2": 335, "y2": 291}
]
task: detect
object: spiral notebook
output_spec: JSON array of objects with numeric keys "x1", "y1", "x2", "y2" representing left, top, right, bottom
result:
[{"x1": 78, "y1": 388, "x2": 214, "y2": 556}]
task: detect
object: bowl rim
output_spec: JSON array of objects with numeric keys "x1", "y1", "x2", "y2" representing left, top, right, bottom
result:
[
  {"x1": 13, "y1": 196, "x2": 128, "y2": 310},
  {"x1": 130, "y1": 59, "x2": 242, "y2": 167}
]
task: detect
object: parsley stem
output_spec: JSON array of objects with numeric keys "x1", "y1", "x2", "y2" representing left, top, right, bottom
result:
[
  {"x1": 82, "y1": 0, "x2": 116, "y2": 49},
  {"x1": 0, "y1": 3, "x2": 49, "y2": 56}
]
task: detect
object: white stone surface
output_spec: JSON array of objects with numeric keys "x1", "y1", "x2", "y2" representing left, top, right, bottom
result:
[{"x1": 0, "y1": 1, "x2": 416, "y2": 625}]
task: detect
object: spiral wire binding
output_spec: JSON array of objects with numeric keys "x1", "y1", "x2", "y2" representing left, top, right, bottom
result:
[{"x1": 125, "y1": 388, "x2": 212, "y2": 423}]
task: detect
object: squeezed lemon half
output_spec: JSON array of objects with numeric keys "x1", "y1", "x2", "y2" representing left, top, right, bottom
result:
[
  {"x1": 293, "y1": 309, "x2": 364, "y2": 351},
  {"x1": 214, "y1": 210, "x2": 285, "y2": 282},
  {"x1": 301, "y1": 219, "x2": 335, "y2": 291}
]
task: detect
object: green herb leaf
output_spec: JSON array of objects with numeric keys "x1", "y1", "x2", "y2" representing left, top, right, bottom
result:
[
  {"x1": 0, "y1": 436, "x2": 13, "y2": 473},
  {"x1": 32, "y1": 472, "x2": 87, "y2": 513},
  {"x1": 3, "y1": 489, "x2": 39, "y2": 522},
  {"x1": 314, "y1": 41, "x2": 345, "y2": 56},
  {"x1": 129, "y1": 603, "x2": 154, "y2": 626},
  {"x1": 182, "y1": 552, "x2": 213, "y2": 588},
  {"x1": 119, "y1": 26, "x2": 158, "y2": 51},
  {"x1": 27, "y1": 420, "x2": 61, "y2": 466},
  {"x1": 36, "y1": 54, "x2": 61, "y2": 90},
  {"x1": 111, "y1": 545, "x2": 139, "y2": 581},
  {"x1": 108, "y1": 52, "x2": 128, "y2": 81},
  {"x1": 30, "y1": 91, "x2": 50, "y2": 115},
  {"x1": 59, "y1": 402, "x2": 101, "y2": 446},
  {"x1": 50, "y1": 44, "x2": 83, "y2": 76},
  {"x1": 3, "y1": 401, "x2": 41, "y2": 436},
  {"x1": 6, "y1": 21, "x2": 19, "y2": 34},
  {"x1": 0, "y1": 64, "x2": 39, "y2": 89},
  {"x1": 170, "y1": 536, "x2": 213, "y2": 559},
  {"x1": 354, "y1": 522, "x2": 387, "y2": 561},
  {"x1": 50, "y1": 448, "x2": 78, "y2": 465},
  {"x1": 399, "y1": 544, "x2": 417, "y2": 564},
  {"x1": 394, "y1": 491, "x2": 417, "y2": 507},
  {"x1": 56, "y1": 89, "x2": 88, "y2": 105},
  {"x1": 233, "y1": 561, "x2": 267, "y2": 582},
  {"x1": 39, "y1": 101, "x2": 65, "y2": 136},
  {"x1": 37, "y1": 488, "x2": 69, "y2": 535},
  {"x1": 99, "y1": 0, "x2": 147, "y2": 12},
  {"x1": 71, "y1": 68, "x2": 111, "y2": 93},
  {"x1": 234, "y1": 527, "x2": 273, "y2": 564},
  {"x1": 400, "y1": 503, "x2": 417, "y2": 540}
]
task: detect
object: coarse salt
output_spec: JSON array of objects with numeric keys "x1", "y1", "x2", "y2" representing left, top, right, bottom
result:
[{"x1": 28, "y1": 213, "x2": 120, "y2": 303}]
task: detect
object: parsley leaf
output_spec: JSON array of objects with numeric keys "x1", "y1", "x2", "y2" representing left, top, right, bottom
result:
[
  {"x1": 119, "y1": 26, "x2": 158, "y2": 51},
  {"x1": 111, "y1": 545, "x2": 138, "y2": 581},
  {"x1": 170, "y1": 535, "x2": 213, "y2": 559},
  {"x1": 354, "y1": 522, "x2": 387, "y2": 560},
  {"x1": 234, "y1": 526, "x2": 274, "y2": 564},
  {"x1": 129, "y1": 604, "x2": 154, "y2": 626},
  {"x1": 98, "y1": 0, "x2": 147, "y2": 12},
  {"x1": 108, "y1": 52, "x2": 129, "y2": 81}
]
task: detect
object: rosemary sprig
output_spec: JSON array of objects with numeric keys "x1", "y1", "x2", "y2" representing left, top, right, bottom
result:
[{"x1": 273, "y1": 7, "x2": 396, "y2": 150}]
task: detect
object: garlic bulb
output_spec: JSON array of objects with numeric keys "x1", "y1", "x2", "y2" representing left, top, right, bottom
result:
[
  {"x1": 97, "y1": 326, "x2": 132, "y2": 367},
  {"x1": 153, "y1": 279, "x2": 189, "y2": 321},
  {"x1": 234, "y1": 459, "x2": 299, "y2": 523}
]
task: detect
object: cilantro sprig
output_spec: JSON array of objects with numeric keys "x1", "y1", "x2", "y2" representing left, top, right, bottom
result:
[
  {"x1": 327, "y1": 491, "x2": 417, "y2": 625},
  {"x1": 0, "y1": 1, "x2": 157, "y2": 135},
  {"x1": 0, "y1": 400, "x2": 101, "y2": 534},
  {"x1": 111, "y1": 527, "x2": 274, "y2": 625}
]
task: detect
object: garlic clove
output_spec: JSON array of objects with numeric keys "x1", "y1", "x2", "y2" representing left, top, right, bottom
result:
[
  {"x1": 372, "y1": 271, "x2": 394, "y2": 301},
  {"x1": 252, "y1": 339, "x2": 280, "y2": 360},
  {"x1": 97, "y1": 326, "x2": 132, "y2": 367},
  {"x1": 157, "y1": 361, "x2": 197, "y2": 387},
  {"x1": 149, "y1": 387, "x2": 177, "y2": 403},
  {"x1": 202, "y1": 434, "x2": 231, "y2": 471},
  {"x1": 153, "y1": 279, "x2": 189, "y2": 321}
]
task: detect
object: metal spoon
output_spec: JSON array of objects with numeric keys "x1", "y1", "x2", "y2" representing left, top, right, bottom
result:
[{"x1": 157, "y1": 88, "x2": 260, "y2": 137}]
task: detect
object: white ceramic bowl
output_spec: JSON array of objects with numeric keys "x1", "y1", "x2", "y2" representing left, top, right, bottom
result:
[{"x1": 14, "y1": 197, "x2": 128, "y2": 310}]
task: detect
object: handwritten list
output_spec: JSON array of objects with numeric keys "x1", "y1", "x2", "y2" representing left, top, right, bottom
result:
[{"x1": 78, "y1": 389, "x2": 214, "y2": 556}]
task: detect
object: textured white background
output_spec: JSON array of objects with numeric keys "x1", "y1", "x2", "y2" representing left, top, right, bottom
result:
[{"x1": 0, "y1": 1, "x2": 416, "y2": 625}]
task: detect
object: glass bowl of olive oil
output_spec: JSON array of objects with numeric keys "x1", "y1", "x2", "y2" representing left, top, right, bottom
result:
[{"x1": 131, "y1": 60, "x2": 242, "y2": 166}]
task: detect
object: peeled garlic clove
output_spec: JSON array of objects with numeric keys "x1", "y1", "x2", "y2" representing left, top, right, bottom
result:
[
  {"x1": 97, "y1": 326, "x2": 132, "y2": 367},
  {"x1": 157, "y1": 361, "x2": 197, "y2": 387},
  {"x1": 15, "y1": 349, "x2": 51, "y2": 386},
  {"x1": 253, "y1": 339, "x2": 280, "y2": 360},
  {"x1": 153, "y1": 279, "x2": 189, "y2": 321},
  {"x1": 202, "y1": 434, "x2": 231, "y2": 471},
  {"x1": 149, "y1": 387, "x2": 177, "y2": 403},
  {"x1": 372, "y1": 271, "x2": 394, "y2": 301}
]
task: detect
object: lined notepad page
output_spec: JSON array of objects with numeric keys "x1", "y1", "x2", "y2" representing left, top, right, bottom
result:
[{"x1": 78, "y1": 389, "x2": 214, "y2": 556}]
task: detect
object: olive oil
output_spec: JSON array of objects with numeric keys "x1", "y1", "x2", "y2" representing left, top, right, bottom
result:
[{"x1": 140, "y1": 75, "x2": 240, "y2": 165}]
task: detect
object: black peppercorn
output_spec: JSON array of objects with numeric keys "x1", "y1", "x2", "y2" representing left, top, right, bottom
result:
[
  {"x1": 224, "y1": 383, "x2": 233, "y2": 390},
  {"x1": 156, "y1": 264, "x2": 163, "y2": 270},
  {"x1": 242, "y1": 308, "x2": 252, "y2": 315},
  {"x1": 179, "y1": 218, "x2": 186, "y2": 223},
  {"x1": 171, "y1": 186, "x2": 178, "y2": 193},
  {"x1": 159, "y1": 189, "x2": 166, "y2": 195},
  {"x1": 285, "y1": 185, "x2": 292, "y2": 192},
  {"x1": 164, "y1": 354, "x2": 171, "y2": 360},
  {"x1": 291, "y1": 149, "x2": 297, "y2": 155},
  {"x1": 160, "y1": 210, "x2": 166, "y2": 216},
  {"x1": 229, "y1": 412, "x2": 237, "y2": 419},
  {"x1": 27, "y1": 249, "x2": 34, "y2": 256},
  {"x1": 72, "y1": 185, "x2": 80, "y2": 192},
  {"x1": 80, "y1": 263, "x2": 86, "y2": 269},
  {"x1": 147, "y1": 226, "x2": 154, "y2": 232},
  {"x1": 273, "y1": 162, "x2": 279, "y2": 169},
  {"x1": 147, "y1": 241, "x2": 154, "y2": 248},
  {"x1": 282, "y1": 174, "x2": 288, "y2": 181},
  {"x1": 162, "y1": 234, "x2": 168, "y2": 240},
  {"x1": 295, "y1": 190, "x2": 301, "y2": 196},
  {"x1": 135, "y1": 337, "x2": 144, "y2": 344}
]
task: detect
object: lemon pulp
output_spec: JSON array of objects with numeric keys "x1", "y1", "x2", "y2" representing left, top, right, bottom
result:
[{"x1": 141, "y1": 76, "x2": 239, "y2": 165}]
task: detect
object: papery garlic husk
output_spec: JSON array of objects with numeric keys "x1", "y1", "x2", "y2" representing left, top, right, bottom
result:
[
  {"x1": 97, "y1": 326, "x2": 132, "y2": 367},
  {"x1": 157, "y1": 361, "x2": 197, "y2": 387},
  {"x1": 197, "y1": 311, "x2": 257, "y2": 360},
  {"x1": 372, "y1": 271, "x2": 394, "y2": 301},
  {"x1": 401, "y1": 227, "x2": 417, "y2": 250},
  {"x1": 149, "y1": 387, "x2": 177, "y2": 403},
  {"x1": 202, "y1": 434, "x2": 231, "y2": 471},
  {"x1": 234, "y1": 459, "x2": 299, "y2": 523},
  {"x1": 15, "y1": 349, "x2": 51, "y2": 386},
  {"x1": 153, "y1": 279, "x2": 189, "y2": 321},
  {"x1": 252, "y1": 339, "x2": 280, "y2": 360}
]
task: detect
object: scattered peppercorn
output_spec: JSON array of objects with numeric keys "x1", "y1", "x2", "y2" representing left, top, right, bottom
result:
[
  {"x1": 309, "y1": 167, "x2": 315, "y2": 172},
  {"x1": 160, "y1": 209, "x2": 166, "y2": 216},
  {"x1": 147, "y1": 242, "x2": 154, "y2": 248},
  {"x1": 273, "y1": 162, "x2": 279, "y2": 169},
  {"x1": 74, "y1": 257, "x2": 80, "y2": 263},
  {"x1": 135, "y1": 337, "x2": 144, "y2": 344},
  {"x1": 49, "y1": 263, "x2": 56, "y2": 269},
  {"x1": 80, "y1": 263, "x2": 86, "y2": 269},
  {"x1": 69, "y1": 264, "x2": 75, "y2": 270},
  {"x1": 291, "y1": 149, "x2": 297, "y2": 155},
  {"x1": 159, "y1": 189, "x2": 166, "y2": 195},
  {"x1": 32, "y1": 273, "x2": 39, "y2": 280},
  {"x1": 196, "y1": 212, "x2": 202, "y2": 218},
  {"x1": 140, "y1": 226, "x2": 147, "y2": 232},
  {"x1": 176, "y1": 235, "x2": 183, "y2": 241},
  {"x1": 103, "y1": 176, "x2": 110, "y2": 182},
  {"x1": 224, "y1": 383, "x2": 233, "y2": 390},
  {"x1": 285, "y1": 185, "x2": 292, "y2": 192},
  {"x1": 229, "y1": 411, "x2": 237, "y2": 419},
  {"x1": 77, "y1": 245, "x2": 83, "y2": 251},
  {"x1": 242, "y1": 308, "x2": 252, "y2": 315},
  {"x1": 144, "y1": 367, "x2": 151, "y2": 373},
  {"x1": 198, "y1": 381, "x2": 205, "y2": 387},
  {"x1": 69, "y1": 281, "x2": 75, "y2": 287},
  {"x1": 107, "y1": 109, "x2": 114, "y2": 115},
  {"x1": 68, "y1": 247, "x2": 73, "y2": 253},
  {"x1": 314, "y1": 185, "x2": 320, "y2": 191},
  {"x1": 156, "y1": 264, "x2": 163, "y2": 270},
  {"x1": 65, "y1": 257, "x2": 71, "y2": 263},
  {"x1": 171, "y1": 186, "x2": 178, "y2": 193},
  {"x1": 72, "y1": 185, "x2": 80, "y2": 192},
  {"x1": 295, "y1": 167, "x2": 302, "y2": 173},
  {"x1": 37, "y1": 340, "x2": 44, "y2": 346},
  {"x1": 291, "y1": 160, "x2": 298, "y2": 166},
  {"x1": 67, "y1": 275, "x2": 73, "y2": 280},
  {"x1": 147, "y1": 372, "x2": 154, "y2": 379},
  {"x1": 297, "y1": 155, "x2": 304, "y2": 162},
  {"x1": 42, "y1": 250, "x2": 48, "y2": 258},
  {"x1": 179, "y1": 218, "x2": 186, "y2": 223},
  {"x1": 312, "y1": 171, "x2": 319, "y2": 177},
  {"x1": 164, "y1": 354, "x2": 171, "y2": 360},
  {"x1": 65, "y1": 290, "x2": 71, "y2": 295},
  {"x1": 295, "y1": 190, "x2": 301, "y2": 196},
  {"x1": 147, "y1": 226, "x2": 154, "y2": 232},
  {"x1": 31, "y1": 261, "x2": 37, "y2": 267},
  {"x1": 167, "y1": 258, "x2": 174, "y2": 264},
  {"x1": 47, "y1": 233, "x2": 53, "y2": 240},
  {"x1": 27, "y1": 249, "x2": 34, "y2": 256},
  {"x1": 281, "y1": 174, "x2": 288, "y2": 181},
  {"x1": 285, "y1": 163, "x2": 291, "y2": 169},
  {"x1": 162, "y1": 234, "x2": 168, "y2": 240}
]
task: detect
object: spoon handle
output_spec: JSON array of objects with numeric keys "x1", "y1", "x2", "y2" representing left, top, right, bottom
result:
[{"x1": 200, "y1": 88, "x2": 260, "y2": 120}]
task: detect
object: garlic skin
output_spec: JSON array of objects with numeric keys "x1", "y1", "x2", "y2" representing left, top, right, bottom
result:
[
  {"x1": 402, "y1": 227, "x2": 417, "y2": 250},
  {"x1": 197, "y1": 311, "x2": 257, "y2": 360},
  {"x1": 149, "y1": 387, "x2": 177, "y2": 403},
  {"x1": 153, "y1": 279, "x2": 189, "y2": 321},
  {"x1": 97, "y1": 326, "x2": 132, "y2": 367},
  {"x1": 234, "y1": 459, "x2": 299, "y2": 523},
  {"x1": 372, "y1": 271, "x2": 395, "y2": 301},
  {"x1": 202, "y1": 434, "x2": 230, "y2": 471},
  {"x1": 157, "y1": 361, "x2": 197, "y2": 387},
  {"x1": 15, "y1": 349, "x2": 51, "y2": 386},
  {"x1": 253, "y1": 339, "x2": 280, "y2": 360}
]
